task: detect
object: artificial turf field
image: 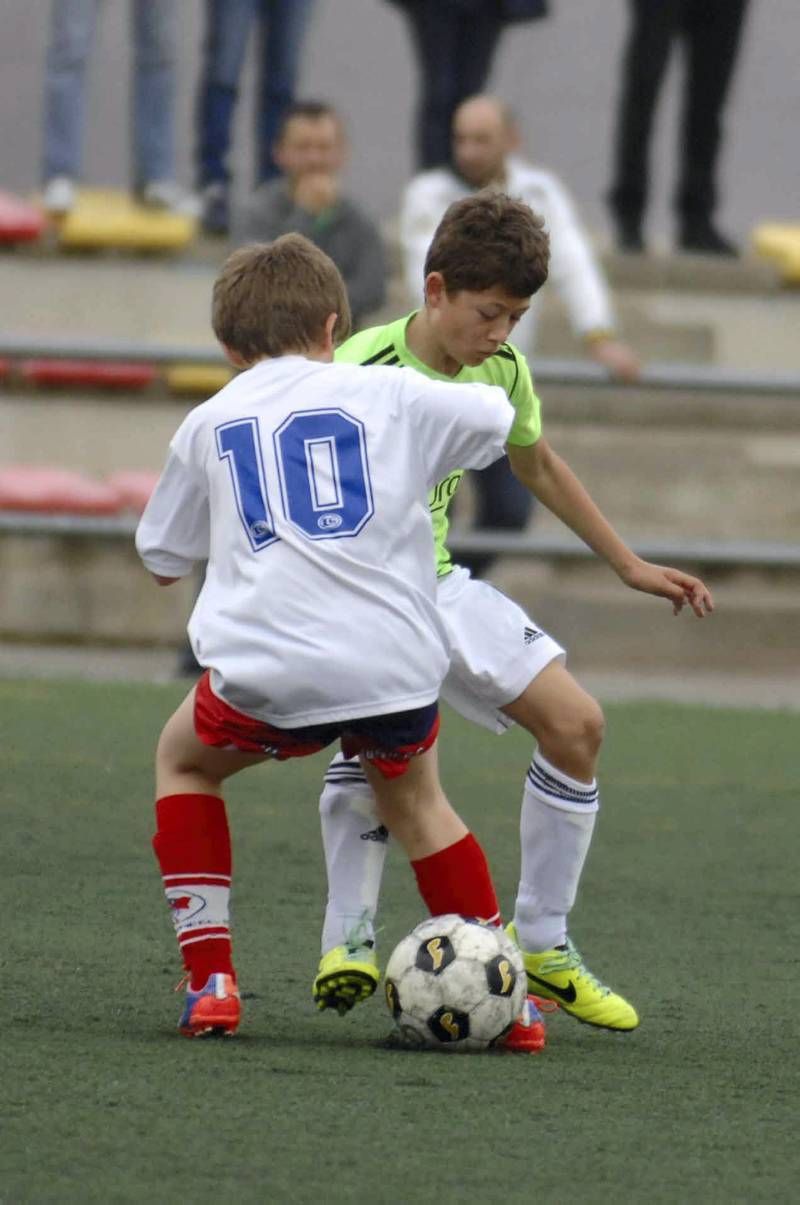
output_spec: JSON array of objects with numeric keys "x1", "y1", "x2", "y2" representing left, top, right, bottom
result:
[{"x1": 2, "y1": 678, "x2": 796, "y2": 1204}]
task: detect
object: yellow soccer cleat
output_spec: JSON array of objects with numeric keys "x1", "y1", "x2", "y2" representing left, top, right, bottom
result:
[
  {"x1": 313, "y1": 943, "x2": 380, "y2": 1015},
  {"x1": 506, "y1": 925, "x2": 639, "y2": 1031}
]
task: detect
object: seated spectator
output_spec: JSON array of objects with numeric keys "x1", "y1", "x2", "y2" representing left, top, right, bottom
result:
[
  {"x1": 41, "y1": 0, "x2": 191, "y2": 215},
  {"x1": 195, "y1": 0, "x2": 317, "y2": 236},
  {"x1": 234, "y1": 101, "x2": 387, "y2": 328},
  {"x1": 401, "y1": 95, "x2": 640, "y2": 380}
]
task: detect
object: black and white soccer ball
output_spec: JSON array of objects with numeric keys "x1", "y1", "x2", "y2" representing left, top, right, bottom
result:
[{"x1": 384, "y1": 914, "x2": 526, "y2": 1052}]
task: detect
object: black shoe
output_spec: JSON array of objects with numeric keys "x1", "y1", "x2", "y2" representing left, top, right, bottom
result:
[
  {"x1": 679, "y1": 222, "x2": 738, "y2": 256},
  {"x1": 200, "y1": 183, "x2": 230, "y2": 237},
  {"x1": 608, "y1": 209, "x2": 644, "y2": 253},
  {"x1": 615, "y1": 221, "x2": 645, "y2": 253}
]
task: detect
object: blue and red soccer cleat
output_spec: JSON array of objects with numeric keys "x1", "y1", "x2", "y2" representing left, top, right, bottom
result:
[
  {"x1": 178, "y1": 973, "x2": 241, "y2": 1038},
  {"x1": 499, "y1": 994, "x2": 554, "y2": 1053}
]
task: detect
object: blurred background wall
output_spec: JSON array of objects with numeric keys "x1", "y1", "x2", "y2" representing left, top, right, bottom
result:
[{"x1": 0, "y1": 0, "x2": 797, "y2": 244}]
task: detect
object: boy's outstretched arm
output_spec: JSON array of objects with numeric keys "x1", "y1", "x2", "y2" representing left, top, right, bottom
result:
[{"x1": 507, "y1": 437, "x2": 714, "y2": 618}]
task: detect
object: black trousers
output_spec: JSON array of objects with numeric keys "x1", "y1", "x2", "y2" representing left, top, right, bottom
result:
[
  {"x1": 608, "y1": 0, "x2": 750, "y2": 226},
  {"x1": 398, "y1": 1, "x2": 506, "y2": 168}
]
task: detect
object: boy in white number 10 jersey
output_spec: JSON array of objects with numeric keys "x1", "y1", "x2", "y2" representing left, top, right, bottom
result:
[{"x1": 137, "y1": 235, "x2": 544, "y2": 1046}]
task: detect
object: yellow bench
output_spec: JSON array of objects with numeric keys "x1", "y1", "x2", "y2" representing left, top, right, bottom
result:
[
  {"x1": 57, "y1": 188, "x2": 196, "y2": 251},
  {"x1": 165, "y1": 363, "x2": 234, "y2": 395},
  {"x1": 752, "y1": 223, "x2": 800, "y2": 285}
]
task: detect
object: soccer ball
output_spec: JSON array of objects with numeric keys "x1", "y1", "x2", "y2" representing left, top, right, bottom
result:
[{"x1": 384, "y1": 914, "x2": 526, "y2": 1052}]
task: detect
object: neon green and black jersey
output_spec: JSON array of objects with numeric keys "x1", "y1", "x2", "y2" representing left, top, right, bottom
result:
[{"x1": 335, "y1": 312, "x2": 542, "y2": 577}]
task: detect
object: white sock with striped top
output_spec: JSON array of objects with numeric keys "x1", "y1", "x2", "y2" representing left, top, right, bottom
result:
[{"x1": 512, "y1": 751, "x2": 599, "y2": 953}]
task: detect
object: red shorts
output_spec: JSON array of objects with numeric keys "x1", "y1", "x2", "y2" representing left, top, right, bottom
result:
[{"x1": 193, "y1": 671, "x2": 439, "y2": 779}]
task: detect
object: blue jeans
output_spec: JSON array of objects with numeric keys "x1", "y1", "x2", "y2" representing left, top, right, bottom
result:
[
  {"x1": 196, "y1": 0, "x2": 317, "y2": 188},
  {"x1": 42, "y1": 0, "x2": 177, "y2": 187}
]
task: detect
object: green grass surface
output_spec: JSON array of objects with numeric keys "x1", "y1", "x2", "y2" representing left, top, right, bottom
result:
[{"x1": 2, "y1": 679, "x2": 797, "y2": 1203}]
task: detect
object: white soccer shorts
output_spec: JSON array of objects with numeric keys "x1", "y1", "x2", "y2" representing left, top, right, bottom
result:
[{"x1": 436, "y1": 566, "x2": 565, "y2": 734}]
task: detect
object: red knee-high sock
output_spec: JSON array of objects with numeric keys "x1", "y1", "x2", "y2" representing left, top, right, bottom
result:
[
  {"x1": 411, "y1": 833, "x2": 501, "y2": 926},
  {"x1": 152, "y1": 793, "x2": 235, "y2": 990}
]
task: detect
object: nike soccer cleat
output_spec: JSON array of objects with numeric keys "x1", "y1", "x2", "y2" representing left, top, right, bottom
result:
[
  {"x1": 506, "y1": 926, "x2": 639, "y2": 1031},
  {"x1": 313, "y1": 942, "x2": 380, "y2": 1015},
  {"x1": 178, "y1": 972, "x2": 241, "y2": 1037},
  {"x1": 499, "y1": 993, "x2": 548, "y2": 1053}
]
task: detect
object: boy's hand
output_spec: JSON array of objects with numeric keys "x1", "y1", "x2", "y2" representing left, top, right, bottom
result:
[
  {"x1": 587, "y1": 336, "x2": 641, "y2": 382},
  {"x1": 618, "y1": 557, "x2": 714, "y2": 617}
]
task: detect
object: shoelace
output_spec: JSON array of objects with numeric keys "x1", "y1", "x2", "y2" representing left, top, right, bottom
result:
[
  {"x1": 561, "y1": 940, "x2": 611, "y2": 997},
  {"x1": 343, "y1": 910, "x2": 381, "y2": 955},
  {"x1": 534, "y1": 940, "x2": 611, "y2": 997}
]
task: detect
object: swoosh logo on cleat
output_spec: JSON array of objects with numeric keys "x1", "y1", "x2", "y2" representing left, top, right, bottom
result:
[{"x1": 527, "y1": 972, "x2": 578, "y2": 1004}]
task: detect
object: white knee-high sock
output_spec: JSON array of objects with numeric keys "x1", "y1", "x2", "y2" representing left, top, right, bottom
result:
[
  {"x1": 512, "y1": 751, "x2": 599, "y2": 953},
  {"x1": 319, "y1": 755, "x2": 389, "y2": 956}
]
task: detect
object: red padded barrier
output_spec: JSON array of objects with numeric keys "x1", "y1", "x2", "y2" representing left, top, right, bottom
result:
[
  {"x1": 106, "y1": 469, "x2": 159, "y2": 514},
  {"x1": 0, "y1": 190, "x2": 46, "y2": 243},
  {"x1": 0, "y1": 467, "x2": 122, "y2": 515},
  {"x1": 19, "y1": 359, "x2": 158, "y2": 390}
]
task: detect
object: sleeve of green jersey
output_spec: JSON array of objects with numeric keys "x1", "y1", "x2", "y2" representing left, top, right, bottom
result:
[{"x1": 505, "y1": 348, "x2": 542, "y2": 447}]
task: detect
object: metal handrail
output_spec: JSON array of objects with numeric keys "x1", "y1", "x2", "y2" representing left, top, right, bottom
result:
[
  {"x1": 2, "y1": 511, "x2": 799, "y2": 568},
  {"x1": 0, "y1": 333, "x2": 798, "y2": 397}
]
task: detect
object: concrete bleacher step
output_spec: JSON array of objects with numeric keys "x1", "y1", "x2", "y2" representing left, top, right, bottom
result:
[
  {"x1": 0, "y1": 532, "x2": 195, "y2": 645},
  {"x1": 1, "y1": 370, "x2": 797, "y2": 668},
  {"x1": 2, "y1": 360, "x2": 798, "y2": 542},
  {"x1": 489, "y1": 559, "x2": 799, "y2": 677},
  {"x1": 598, "y1": 248, "x2": 786, "y2": 295},
  {"x1": 0, "y1": 529, "x2": 796, "y2": 676},
  {"x1": 535, "y1": 295, "x2": 714, "y2": 362}
]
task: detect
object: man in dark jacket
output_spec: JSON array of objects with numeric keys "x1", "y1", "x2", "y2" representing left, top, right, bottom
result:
[{"x1": 235, "y1": 101, "x2": 387, "y2": 327}]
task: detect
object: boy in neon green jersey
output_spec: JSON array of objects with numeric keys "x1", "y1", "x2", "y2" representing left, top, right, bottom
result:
[{"x1": 314, "y1": 192, "x2": 713, "y2": 1031}]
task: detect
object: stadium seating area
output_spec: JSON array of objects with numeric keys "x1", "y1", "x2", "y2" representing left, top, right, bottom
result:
[
  {"x1": 0, "y1": 187, "x2": 195, "y2": 252},
  {"x1": 752, "y1": 223, "x2": 800, "y2": 284},
  {"x1": 0, "y1": 170, "x2": 796, "y2": 674},
  {"x1": 0, "y1": 465, "x2": 157, "y2": 515},
  {"x1": 0, "y1": 353, "x2": 229, "y2": 396},
  {"x1": 0, "y1": 188, "x2": 46, "y2": 243}
]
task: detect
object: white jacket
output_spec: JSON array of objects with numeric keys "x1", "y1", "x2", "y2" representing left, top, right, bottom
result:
[{"x1": 400, "y1": 157, "x2": 615, "y2": 353}]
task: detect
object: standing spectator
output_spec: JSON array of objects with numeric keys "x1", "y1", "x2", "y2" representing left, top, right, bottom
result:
[
  {"x1": 235, "y1": 101, "x2": 386, "y2": 328},
  {"x1": 400, "y1": 94, "x2": 639, "y2": 574},
  {"x1": 385, "y1": 0, "x2": 549, "y2": 170},
  {"x1": 195, "y1": 0, "x2": 317, "y2": 235},
  {"x1": 42, "y1": 0, "x2": 186, "y2": 215},
  {"x1": 608, "y1": 0, "x2": 751, "y2": 254}
]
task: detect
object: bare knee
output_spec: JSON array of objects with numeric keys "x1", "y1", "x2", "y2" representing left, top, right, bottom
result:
[{"x1": 537, "y1": 696, "x2": 605, "y2": 779}]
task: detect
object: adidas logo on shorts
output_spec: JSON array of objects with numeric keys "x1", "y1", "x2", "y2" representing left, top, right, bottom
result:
[{"x1": 524, "y1": 626, "x2": 543, "y2": 645}]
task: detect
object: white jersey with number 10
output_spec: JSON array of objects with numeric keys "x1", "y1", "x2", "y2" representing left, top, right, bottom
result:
[{"x1": 136, "y1": 355, "x2": 513, "y2": 727}]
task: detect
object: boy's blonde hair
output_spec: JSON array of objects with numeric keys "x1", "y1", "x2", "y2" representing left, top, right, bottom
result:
[{"x1": 212, "y1": 234, "x2": 352, "y2": 362}]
